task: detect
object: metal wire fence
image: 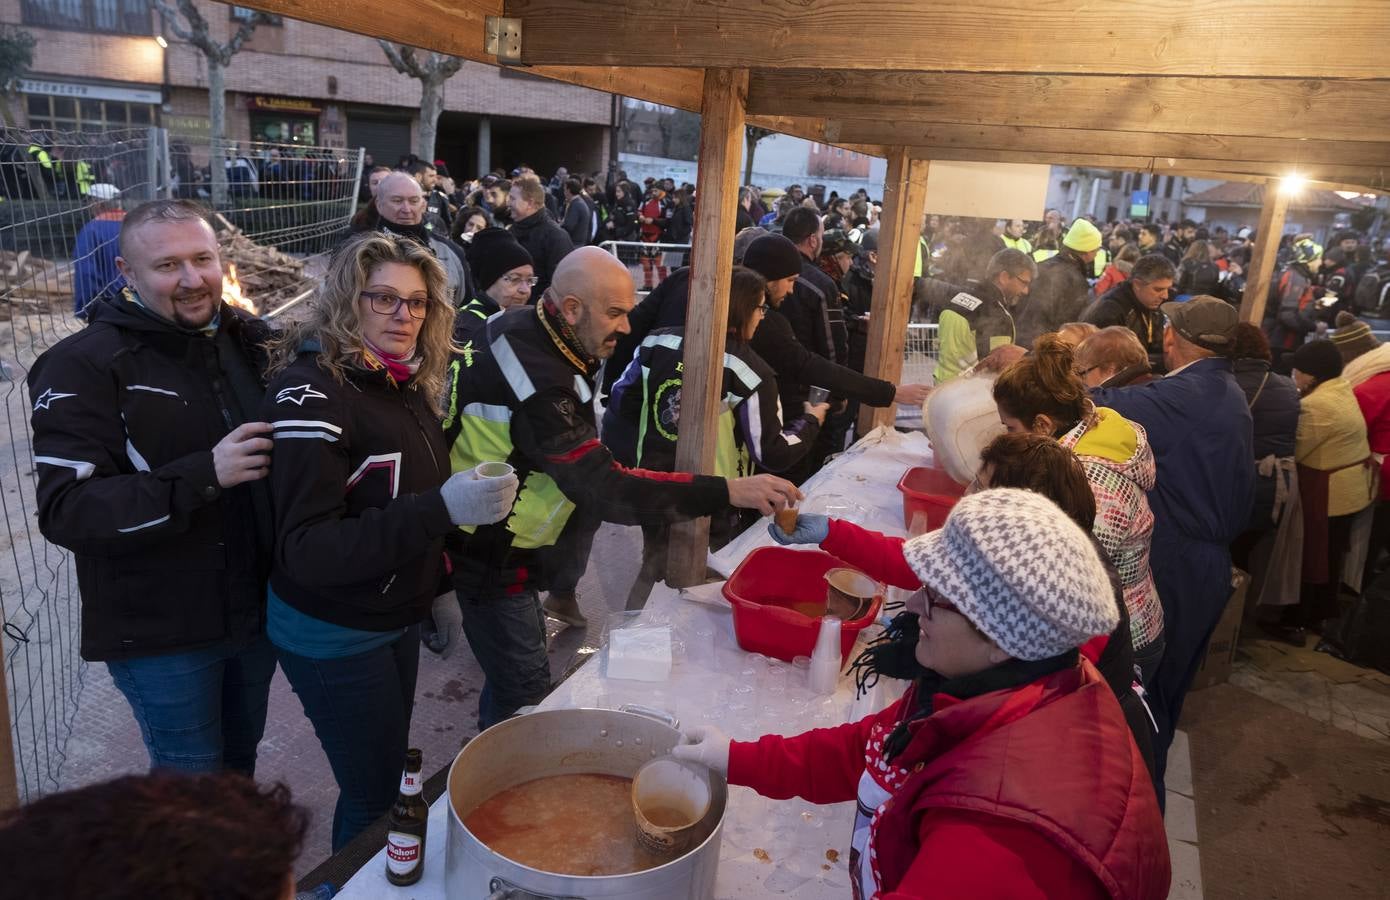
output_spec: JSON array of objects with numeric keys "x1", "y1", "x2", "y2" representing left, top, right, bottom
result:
[{"x1": 0, "y1": 126, "x2": 361, "y2": 802}]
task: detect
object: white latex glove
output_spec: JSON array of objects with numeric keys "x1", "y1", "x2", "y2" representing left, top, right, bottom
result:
[
  {"x1": 671, "y1": 724, "x2": 731, "y2": 776},
  {"x1": 440, "y1": 470, "x2": 519, "y2": 526},
  {"x1": 424, "y1": 592, "x2": 463, "y2": 659}
]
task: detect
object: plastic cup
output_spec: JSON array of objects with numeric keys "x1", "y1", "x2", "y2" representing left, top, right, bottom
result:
[
  {"x1": 631, "y1": 757, "x2": 712, "y2": 855},
  {"x1": 775, "y1": 501, "x2": 800, "y2": 536},
  {"x1": 473, "y1": 461, "x2": 514, "y2": 480}
]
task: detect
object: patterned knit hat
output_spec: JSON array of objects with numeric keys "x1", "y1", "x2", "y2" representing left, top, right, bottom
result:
[
  {"x1": 1332, "y1": 311, "x2": 1379, "y2": 364},
  {"x1": 901, "y1": 488, "x2": 1118, "y2": 661}
]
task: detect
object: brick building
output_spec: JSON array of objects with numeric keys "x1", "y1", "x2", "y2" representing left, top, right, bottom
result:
[{"x1": 7, "y1": 0, "x2": 615, "y2": 177}]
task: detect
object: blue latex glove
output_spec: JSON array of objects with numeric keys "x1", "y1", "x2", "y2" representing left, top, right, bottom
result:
[{"x1": 767, "y1": 513, "x2": 830, "y2": 545}]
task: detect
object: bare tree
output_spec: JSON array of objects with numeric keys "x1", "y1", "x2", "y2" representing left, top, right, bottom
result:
[
  {"x1": 153, "y1": 0, "x2": 270, "y2": 206},
  {"x1": 744, "y1": 125, "x2": 773, "y2": 185},
  {"x1": 378, "y1": 42, "x2": 463, "y2": 165},
  {"x1": 0, "y1": 25, "x2": 35, "y2": 127}
]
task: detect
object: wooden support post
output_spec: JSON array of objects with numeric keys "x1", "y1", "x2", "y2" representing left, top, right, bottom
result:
[
  {"x1": 666, "y1": 68, "x2": 749, "y2": 589},
  {"x1": 1239, "y1": 179, "x2": 1292, "y2": 324},
  {"x1": 0, "y1": 653, "x2": 17, "y2": 812},
  {"x1": 858, "y1": 149, "x2": 930, "y2": 436}
]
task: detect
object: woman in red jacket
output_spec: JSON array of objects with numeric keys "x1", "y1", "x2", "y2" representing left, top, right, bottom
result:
[{"x1": 675, "y1": 489, "x2": 1170, "y2": 900}]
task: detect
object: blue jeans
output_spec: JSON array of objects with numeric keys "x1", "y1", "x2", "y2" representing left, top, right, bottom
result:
[
  {"x1": 276, "y1": 625, "x2": 420, "y2": 852},
  {"x1": 458, "y1": 587, "x2": 551, "y2": 731},
  {"x1": 106, "y1": 633, "x2": 277, "y2": 775}
]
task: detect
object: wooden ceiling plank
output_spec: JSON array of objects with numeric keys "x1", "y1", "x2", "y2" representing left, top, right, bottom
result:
[
  {"x1": 506, "y1": 0, "x2": 1390, "y2": 78},
  {"x1": 749, "y1": 70, "x2": 1390, "y2": 143},
  {"x1": 817, "y1": 121, "x2": 1390, "y2": 169}
]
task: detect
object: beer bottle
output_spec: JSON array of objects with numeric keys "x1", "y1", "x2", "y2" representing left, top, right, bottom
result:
[{"x1": 385, "y1": 748, "x2": 428, "y2": 885}]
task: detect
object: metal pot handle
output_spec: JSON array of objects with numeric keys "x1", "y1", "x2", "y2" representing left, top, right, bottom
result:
[
  {"x1": 487, "y1": 876, "x2": 582, "y2": 900},
  {"x1": 619, "y1": 703, "x2": 680, "y2": 731}
]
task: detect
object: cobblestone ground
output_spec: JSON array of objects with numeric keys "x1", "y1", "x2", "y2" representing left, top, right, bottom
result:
[{"x1": 57, "y1": 522, "x2": 643, "y2": 875}]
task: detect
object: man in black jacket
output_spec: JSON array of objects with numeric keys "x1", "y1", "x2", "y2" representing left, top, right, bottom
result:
[
  {"x1": 1081, "y1": 253, "x2": 1176, "y2": 368},
  {"x1": 509, "y1": 174, "x2": 575, "y2": 302},
  {"x1": 30, "y1": 200, "x2": 276, "y2": 775},
  {"x1": 560, "y1": 177, "x2": 593, "y2": 246},
  {"x1": 602, "y1": 233, "x2": 931, "y2": 455},
  {"x1": 1015, "y1": 218, "x2": 1102, "y2": 346}
]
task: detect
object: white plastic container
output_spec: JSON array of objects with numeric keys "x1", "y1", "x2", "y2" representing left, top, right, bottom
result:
[{"x1": 807, "y1": 617, "x2": 842, "y2": 695}]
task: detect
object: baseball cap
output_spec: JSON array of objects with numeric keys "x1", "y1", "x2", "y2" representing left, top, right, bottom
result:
[{"x1": 1160, "y1": 296, "x2": 1238, "y2": 352}]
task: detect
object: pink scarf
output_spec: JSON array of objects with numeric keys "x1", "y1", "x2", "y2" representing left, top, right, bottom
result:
[{"x1": 363, "y1": 339, "x2": 421, "y2": 384}]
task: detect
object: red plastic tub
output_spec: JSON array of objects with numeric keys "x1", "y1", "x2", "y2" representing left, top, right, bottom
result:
[
  {"x1": 722, "y1": 546, "x2": 883, "y2": 664},
  {"x1": 898, "y1": 466, "x2": 967, "y2": 532}
]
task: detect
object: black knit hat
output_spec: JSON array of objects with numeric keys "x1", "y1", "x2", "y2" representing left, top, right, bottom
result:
[
  {"x1": 741, "y1": 234, "x2": 803, "y2": 281},
  {"x1": 466, "y1": 227, "x2": 533, "y2": 291},
  {"x1": 1289, "y1": 338, "x2": 1344, "y2": 383}
]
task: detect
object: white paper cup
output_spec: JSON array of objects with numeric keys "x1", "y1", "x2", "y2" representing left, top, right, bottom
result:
[{"x1": 473, "y1": 461, "x2": 515, "y2": 480}]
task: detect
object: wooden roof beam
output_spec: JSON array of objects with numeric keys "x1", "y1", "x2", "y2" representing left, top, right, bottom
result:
[
  {"x1": 893, "y1": 146, "x2": 1387, "y2": 194},
  {"x1": 748, "y1": 71, "x2": 1390, "y2": 144},
  {"x1": 506, "y1": 0, "x2": 1390, "y2": 78},
  {"x1": 814, "y1": 122, "x2": 1390, "y2": 172}
]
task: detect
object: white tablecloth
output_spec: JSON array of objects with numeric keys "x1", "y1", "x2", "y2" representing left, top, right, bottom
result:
[{"x1": 336, "y1": 428, "x2": 926, "y2": 899}]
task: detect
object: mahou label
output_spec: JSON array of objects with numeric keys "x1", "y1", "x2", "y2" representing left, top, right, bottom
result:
[{"x1": 386, "y1": 831, "x2": 422, "y2": 875}]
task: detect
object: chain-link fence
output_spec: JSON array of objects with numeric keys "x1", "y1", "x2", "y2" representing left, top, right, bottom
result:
[{"x1": 0, "y1": 126, "x2": 362, "y2": 802}]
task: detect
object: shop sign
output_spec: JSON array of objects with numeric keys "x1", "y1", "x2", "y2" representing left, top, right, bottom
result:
[
  {"x1": 249, "y1": 95, "x2": 321, "y2": 115},
  {"x1": 19, "y1": 78, "x2": 161, "y2": 105}
]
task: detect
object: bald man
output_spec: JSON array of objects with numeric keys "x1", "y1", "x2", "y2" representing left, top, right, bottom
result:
[
  {"x1": 355, "y1": 171, "x2": 472, "y2": 307},
  {"x1": 439, "y1": 246, "x2": 800, "y2": 728}
]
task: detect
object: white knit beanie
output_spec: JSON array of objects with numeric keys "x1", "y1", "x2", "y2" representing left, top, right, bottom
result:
[{"x1": 901, "y1": 488, "x2": 1118, "y2": 661}]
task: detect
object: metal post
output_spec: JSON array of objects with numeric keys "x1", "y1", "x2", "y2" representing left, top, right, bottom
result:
[
  {"x1": 146, "y1": 126, "x2": 161, "y2": 202},
  {"x1": 159, "y1": 128, "x2": 173, "y2": 199},
  {"x1": 477, "y1": 116, "x2": 491, "y2": 176}
]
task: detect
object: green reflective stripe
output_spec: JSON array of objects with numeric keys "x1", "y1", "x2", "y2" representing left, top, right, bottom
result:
[
  {"x1": 714, "y1": 409, "x2": 748, "y2": 479},
  {"x1": 492, "y1": 334, "x2": 536, "y2": 401},
  {"x1": 451, "y1": 407, "x2": 574, "y2": 548},
  {"x1": 462, "y1": 402, "x2": 511, "y2": 423},
  {"x1": 441, "y1": 359, "x2": 462, "y2": 430},
  {"x1": 508, "y1": 472, "x2": 574, "y2": 548}
]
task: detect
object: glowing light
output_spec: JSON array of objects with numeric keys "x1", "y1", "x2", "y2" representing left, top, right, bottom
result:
[
  {"x1": 1280, "y1": 174, "x2": 1307, "y2": 195},
  {"x1": 154, "y1": 35, "x2": 168, "y2": 48}
]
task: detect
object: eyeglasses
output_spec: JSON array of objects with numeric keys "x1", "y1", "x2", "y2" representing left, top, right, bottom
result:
[
  {"x1": 757, "y1": 303, "x2": 772, "y2": 315},
  {"x1": 1074, "y1": 364, "x2": 1099, "y2": 378},
  {"x1": 925, "y1": 588, "x2": 963, "y2": 621},
  {"x1": 500, "y1": 273, "x2": 540, "y2": 288},
  {"x1": 361, "y1": 291, "x2": 429, "y2": 320}
]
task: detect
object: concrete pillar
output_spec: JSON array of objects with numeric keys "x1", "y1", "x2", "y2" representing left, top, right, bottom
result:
[
  {"x1": 1089, "y1": 177, "x2": 1102, "y2": 216},
  {"x1": 477, "y1": 116, "x2": 492, "y2": 176}
]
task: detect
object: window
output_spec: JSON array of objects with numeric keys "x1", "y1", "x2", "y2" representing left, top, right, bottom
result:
[
  {"x1": 1164, "y1": 176, "x2": 1176, "y2": 198},
  {"x1": 836, "y1": 147, "x2": 844, "y2": 157},
  {"x1": 27, "y1": 94, "x2": 154, "y2": 132},
  {"x1": 1110, "y1": 171, "x2": 1122, "y2": 189},
  {"x1": 1120, "y1": 173, "x2": 1130, "y2": 192},
  {"x1": 21, "y1": 0, "x2": 151, "y2": 34}
]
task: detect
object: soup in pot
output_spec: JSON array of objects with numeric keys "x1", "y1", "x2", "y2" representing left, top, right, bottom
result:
[{"x1": 463, "y1": 773, "x2": 670, "y2": 876}]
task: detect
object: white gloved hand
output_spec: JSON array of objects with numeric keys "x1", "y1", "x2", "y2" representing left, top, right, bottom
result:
[
  {"x1": 424, "y1": 592, "x2": 463, "y2": 659},
  {"x1": 440, "y1": 471, "x2": 519, "y2": 526},
  {"x1": 670, "y1": 724, "x2": 731, "y2": 776}
]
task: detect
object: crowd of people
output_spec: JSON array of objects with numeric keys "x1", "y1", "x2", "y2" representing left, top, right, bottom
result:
[{"x1": 7, "y1": 150, "x2": 1387, "y2": 898}]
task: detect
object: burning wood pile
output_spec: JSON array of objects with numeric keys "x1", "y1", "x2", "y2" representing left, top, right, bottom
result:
[
  {"x1": 0, "y1": 251, "x2": 74, "y2": 319},
  {"x1": 215, "y1": 214, "x2": 317, "y2": 315}
]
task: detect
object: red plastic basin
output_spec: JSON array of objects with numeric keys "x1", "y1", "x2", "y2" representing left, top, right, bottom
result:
[
  {"x1": 898, "y1": 466, "x2": 966, "y2": 532},
  {"x1": 722, "y1": 546, "x2": 883, "y2": 665}
]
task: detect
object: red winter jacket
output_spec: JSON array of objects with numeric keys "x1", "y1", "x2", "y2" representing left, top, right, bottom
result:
[
  {"x1": 1351, "y1": 369, "x2": 1390, "y2": 501},
  {"x1": 728, "y1": 659, "x2": 1170, "y2": 900}
]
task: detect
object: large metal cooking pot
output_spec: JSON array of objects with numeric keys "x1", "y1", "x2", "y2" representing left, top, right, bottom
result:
[{"x1": 446, "y1": 706, "x2": 727, "y2": 899}]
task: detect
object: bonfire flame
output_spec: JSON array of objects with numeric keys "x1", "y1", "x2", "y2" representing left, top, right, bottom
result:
[{"x1": 222, "y1": 264, "x2": 258, "y2": 314}]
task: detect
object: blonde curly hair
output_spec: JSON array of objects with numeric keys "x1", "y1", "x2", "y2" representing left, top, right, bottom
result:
[{"x1": 265, "y1": 232, "x2": 456, "y2": 414}]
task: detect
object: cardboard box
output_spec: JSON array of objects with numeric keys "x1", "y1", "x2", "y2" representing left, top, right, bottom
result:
[{"x1": 1189, "y1": 568, "x2": 1251, "y2": 691}]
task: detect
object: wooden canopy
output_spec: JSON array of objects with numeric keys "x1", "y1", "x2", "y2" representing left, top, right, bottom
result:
[{"x1": 242, "y1": 0, "x2": 1390, "y2": 581}]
